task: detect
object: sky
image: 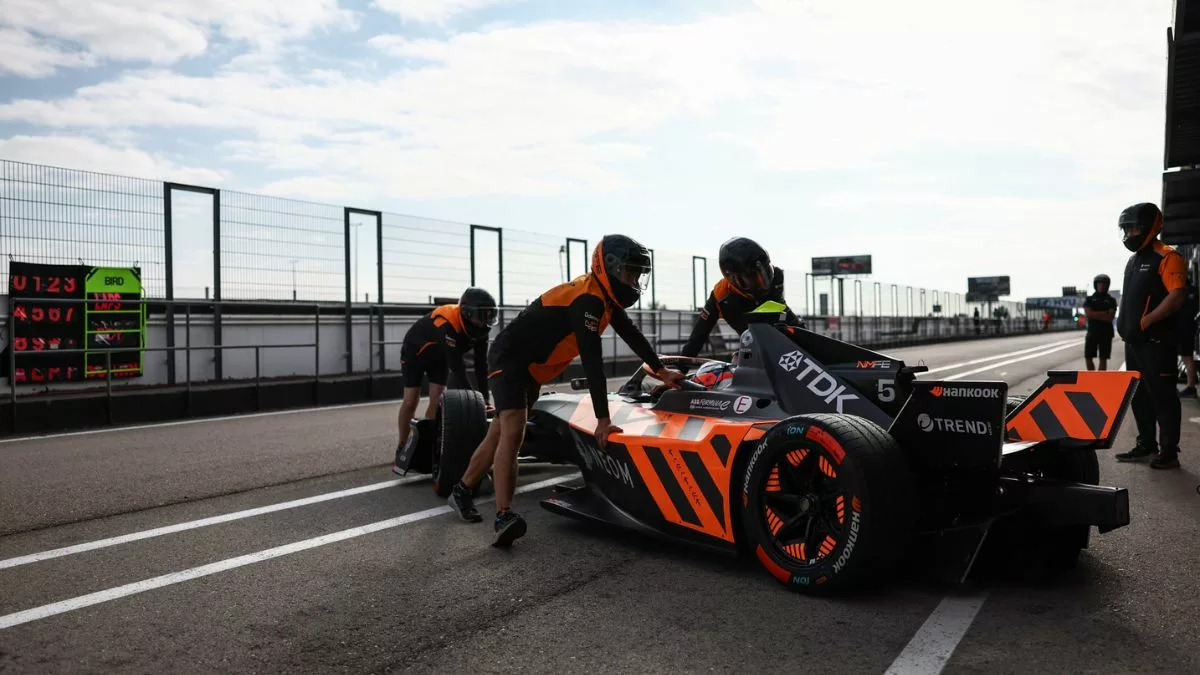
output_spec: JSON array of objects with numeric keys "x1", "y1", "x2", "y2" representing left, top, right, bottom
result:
[{"x1": 0, "y1": 0, "x2": 1180, "y2": 312}]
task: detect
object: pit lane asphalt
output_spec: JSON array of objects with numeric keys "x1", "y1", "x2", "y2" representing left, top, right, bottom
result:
[{"x1": 1, "y1": 330, "x2": 1196, "y2": 674}]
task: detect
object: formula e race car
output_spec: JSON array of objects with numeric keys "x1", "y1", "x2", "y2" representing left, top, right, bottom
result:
[{"x1": 421, "y1": 304, "x2": 1140, "y2": 595}]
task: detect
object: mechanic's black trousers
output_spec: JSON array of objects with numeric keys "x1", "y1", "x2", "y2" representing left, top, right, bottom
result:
[{"x1": 1124, "y1": 340, "x2": 1181, "y2": 453}]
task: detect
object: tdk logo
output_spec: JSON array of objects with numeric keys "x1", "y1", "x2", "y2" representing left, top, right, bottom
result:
[
  {"x1": 777, "y1": 350, "x2": 859, "y2": 413},
  {"x1": 930, "y1": 385, "x2": 1001, "y2": 399}
]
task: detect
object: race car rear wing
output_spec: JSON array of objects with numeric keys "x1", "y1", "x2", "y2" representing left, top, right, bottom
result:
[{"x1": 1004, "y1": 370, "x2": 1141, "y2": 449}]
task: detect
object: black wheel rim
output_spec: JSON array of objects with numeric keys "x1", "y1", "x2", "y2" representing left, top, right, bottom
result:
[{"x1": 760, "y1": 446, "x2": 850, "y2": 566}]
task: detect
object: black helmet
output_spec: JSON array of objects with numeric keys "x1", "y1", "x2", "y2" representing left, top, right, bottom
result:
[
  {"x1": 1118, "y1": 203, "x2": 1162, "y2": 252},
  {"x1": 1093, "y1": 273, "x2": 1110, "y2": 291},
  {"x1": 459, "y1": 287, "x2": 498, "y2": 334},
  {"x1": 591, "y1": 234, "x2": 652, "y2": 308},
  {"x1": 718, "y1": 237, "x2": 774, "y2": 299}
]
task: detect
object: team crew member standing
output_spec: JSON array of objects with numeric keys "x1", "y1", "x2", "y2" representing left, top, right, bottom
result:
[
  {"x1": 680, "y1": 237, "x2": 802, "y2": 357},
  {"x1": 448, "y1": 234, "x2": 685, "y2": 546},
  {"x1": 1114, "y1": 203, "x2": 1187, "y2": 470},
  {"x1": 1082, "y1": 273, "x2": 1117, "y2": 370},
  {"x1": 392, "y1": 288, "x2": 498, "y2": 474}
]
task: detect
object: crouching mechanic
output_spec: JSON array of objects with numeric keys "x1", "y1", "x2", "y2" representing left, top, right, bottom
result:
[
  {"x1": 392, "y1": 287, "x2": 498, "y2": 474},
  {"x1": 447, "y1": 234, "x2": 686, "y2": 546},
  {"x1": 680, "y1": 236, "x2": 802, "y2": 357}
]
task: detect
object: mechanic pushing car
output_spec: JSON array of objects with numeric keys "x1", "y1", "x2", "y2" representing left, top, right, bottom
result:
[
  {"x1": 679, "y1": 237, "x2": 803, "y2": 358},
  {"x1": 447, "y1": 234, "x2": 686, "y2": 546},
  {"x1": 1114, "y1": 202, "x2": 1187, "y2": 469},
  {"x1": 1082, "y1": 273, "x2": 1117, "y2": 371},
  {"x1": 392, "y1": 287, "x2": 498, "y2": 475}
]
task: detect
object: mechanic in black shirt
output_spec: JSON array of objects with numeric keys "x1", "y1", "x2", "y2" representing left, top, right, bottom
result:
[
  {"x1": 447, "y1": 234, "x2": 685, "y2": 546},
  {"x1": 1113, "y1": 203, "x2": 1188, "y2": 470},
  {"x1": 1082, "y1": 273, "x2": 1117, "y2": 370},
  {"x1": 680, "y1": 237, "x2": 802, "y2": 357},
  {"x1": 392, "y1": 288, "x2": 497, "y2": 474},
  {"x1": 1177, "y1": 274, "x2": 1198, "y2": 398}
]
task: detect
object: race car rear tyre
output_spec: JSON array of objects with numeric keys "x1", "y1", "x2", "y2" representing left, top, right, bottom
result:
[
  {"x1": 1005, "y1": 395, "x2": 1026, "y2": 418},
  {"x1": 432, "y1": 389, "x2": 489, "y2": 498},
  {"x1": 1037, "y1": 447, "x2": 1100, "y2": 570},
  {"x1": 740, "y1": 413, "x2": 918, "y2": 595}
]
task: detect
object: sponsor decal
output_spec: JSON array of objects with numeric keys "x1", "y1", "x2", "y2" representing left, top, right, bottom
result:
[
  {"x1": 583, "y1": 311, "x2": 601, "y2": 332},
  {"x1": 689, "y1": 397, "x2": 731, "y2": 412},
  {"x1": 444, "y1": 335, "x2": 457, "y2": 348},
  {"x1": 740, "y1": 331, "x2": 754, "y2": 347},
  {"x1": 743, "y1": 441, "x2": 769, "y2": 496},
  {"x1": 574, "y1": 431, "x2": 634, "y2": 488},
  {"x1": 832, "y1": 507, "x2": 861, "y2": 574},
  {"x1": 785, "y1": 424, "x2": 806, "y2": 436},
  {"x1": 777, "y1": 350, "x2": 860, "y2": 413},
  {"x1": 917, "y1": 413, "x2": 994, "y2": 436},
  {"x1": 856, "y1": 360, "x2": 892, "y2": 369},
  {"x1": 929, "y1": 385, "x2": 1001, "y2": 399},
  {"x1": 734, "y1": 395, "x2": 752, "y2": 414}
]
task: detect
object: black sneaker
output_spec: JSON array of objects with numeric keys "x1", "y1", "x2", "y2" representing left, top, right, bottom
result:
[
  {"x1": 448, "y1": 482, "x2": 483, "y2": 522},
  {"x1": 1116, "y1": 445, "x2": 1157, "y2": 462},
  {"x1": 1181, "y1": 386, "x2": 1197, "y2": 398},
  {"x1": 492, "y1": 509, "x2": 527, "y2": 547},
  {"x1": 1150, "y1": 452, "x2": 1181, "y2": 470}
]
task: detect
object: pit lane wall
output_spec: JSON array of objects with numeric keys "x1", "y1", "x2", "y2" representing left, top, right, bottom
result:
[{"x1": 0, "y1": 298, "x2": 1079, "y2": 436}]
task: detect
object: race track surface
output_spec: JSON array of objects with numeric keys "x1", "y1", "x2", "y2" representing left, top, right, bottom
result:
[{"x1": 1, "y1": 330, "x2": 1197, "y2": 674}]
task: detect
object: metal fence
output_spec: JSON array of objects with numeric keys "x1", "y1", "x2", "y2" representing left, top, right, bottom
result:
[{"x1": 1, "y1": 158, "x2": 1025, "y2": 317}]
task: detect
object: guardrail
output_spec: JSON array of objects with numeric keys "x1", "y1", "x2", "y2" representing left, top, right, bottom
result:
[{"x1": 4, "y1": 295, "x2": 1081, "y2": 427}]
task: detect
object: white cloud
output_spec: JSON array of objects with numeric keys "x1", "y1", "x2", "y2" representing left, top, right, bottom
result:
[
  {"x1": 0, "y1": 28, "x2": 97, "y2": 77},
  {"x1": 0, "y1": 0, "x2": 358, "y2": 77},
  {"x1": 372, "y1": 0, "x2": 521, "y2": 24},
  {"x1": 0, "y1": 135, "x2": 226, "y2": 185}
]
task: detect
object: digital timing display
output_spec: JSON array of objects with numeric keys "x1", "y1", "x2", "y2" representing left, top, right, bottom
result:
[{"x1": 8, "y1": 261, "x2": 145, "y2": 383}]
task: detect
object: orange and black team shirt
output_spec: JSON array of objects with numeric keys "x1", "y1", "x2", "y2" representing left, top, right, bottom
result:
[
  {"x1": 1117, "y1": 240, "x2": 1188, "y2": 343},
  {"x1": 490, "y1": 274, "x2": 665, "y2": 419},
  {"x1": 681, "y1": 266, "x2": 797, "y2": 357},
  {"x1": 404, "y1": 304, "x2": 490, "y2": 400}
]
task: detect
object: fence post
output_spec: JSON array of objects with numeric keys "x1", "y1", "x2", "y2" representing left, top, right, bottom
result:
[
  {"x1": 212, "y1": 189, "x2": 223, "y2": 381},
  {"x1": 162, "y1": 183, "x2": 177, "y2": 386},
  {"x1": 343, "y1": 208, "x2": 353, "y2": 374}
]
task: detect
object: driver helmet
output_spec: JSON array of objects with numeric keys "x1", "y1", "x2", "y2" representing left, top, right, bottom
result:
[
  {"x1": 689, "y1": 361, "x2": 735, "y2": 390},
  {"x1": 1117, "y1": 203, "x2": 1162, "y2": 253},
  {"x1": 592, "y1": 234, "x2": 653, "y2": 308},
  {"x1": 719, "y1": 237, "x2": 774, "y2": 300},
  {"x1": 459, "y1": 287, "x2": 498, "y2": 336},
  {"x1": 1093, "y1": 273, "x2": 1110, "y2": 293}
]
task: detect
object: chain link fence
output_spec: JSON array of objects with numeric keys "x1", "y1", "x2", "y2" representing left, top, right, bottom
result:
[{"x1": 3, "y1": 158, "x2": 1016, "y2": 319}]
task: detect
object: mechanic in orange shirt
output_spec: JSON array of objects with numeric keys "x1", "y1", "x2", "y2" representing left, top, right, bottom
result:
[
  {"x1": 680, "y1": 237, "x2": 802, "y2": 357},
  {"x1": 392, "y1": 288, "x2": 497, "y2": 474},
  {"x1": 1114, "y1": 203, "x2": 1188, "y2": 469},
  {"x1": 447, "y1": 234, "x2": 686, "y2": 546}
]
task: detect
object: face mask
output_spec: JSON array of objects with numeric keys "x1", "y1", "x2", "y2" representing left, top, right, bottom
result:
[{"x1": 1121, "y1": 229, "x2": 1144, "y2": 252}]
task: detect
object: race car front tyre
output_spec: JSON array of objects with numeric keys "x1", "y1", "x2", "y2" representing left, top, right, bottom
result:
[
  {"x1": 739, "y1": 413, "x2": 918, "y2": 595},
  {"x1": 432, "y1": 389, "x2": 490, "y2": 498}
]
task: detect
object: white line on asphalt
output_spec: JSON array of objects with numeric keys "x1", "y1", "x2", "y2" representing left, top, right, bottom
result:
[
  {"x1": 920, "y1": 338, "x2": 1080, "y2": 375},
  {"x1": 884, "y1": 593, "x2": 989, "y2": 675},
  {"x1": 0, "y1": 474, "x2": 432, "y2": 571},
  {"x1": 0, "y1": 399, "x2": 399, "y2": 445},
  {"x1": 943, "y1": 340, "x2": 1083, "y2": 381},
  {"x1": 0, "y1": 473, "x2": 580, "y2": 631}
]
